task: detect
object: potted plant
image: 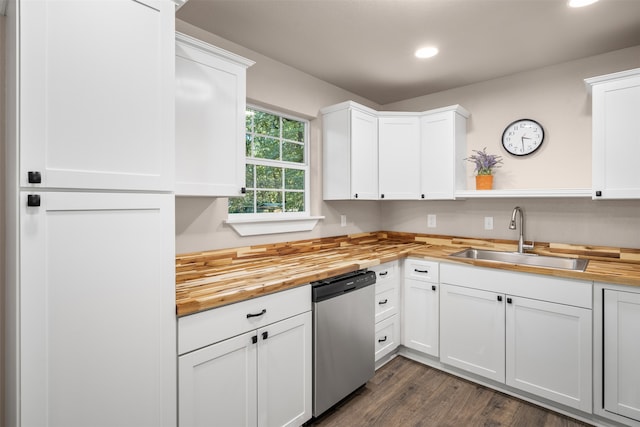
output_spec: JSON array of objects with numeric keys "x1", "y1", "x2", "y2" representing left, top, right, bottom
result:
[{"x1": 465, "y1": 147, "x2": 503, "y2": 190}]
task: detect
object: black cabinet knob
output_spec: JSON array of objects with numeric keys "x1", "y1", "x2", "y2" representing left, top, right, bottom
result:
[
  {"x1": 241, "y1": 187, "x2": 246, "y2": 194},
  {"x1": 354, "y1": 193, "x2": 358, "y2": 199},
  {"x1": 497, "y1": 295, "x2": 503, "y2": 302},
  {"x1": 421, "y1": 194, "x2": 425, "y2": 199},
  {"x1": 595, "y1": 190, "x2": 602, "y2": 197},
  {"x1": 28, "y1": 171, "x2": 42, "y2": 184},
  {"x1": 381, "y1": 194, "x2": 385, "y2": 199},
  {"x1": 27, "y1": 194, "x2": 41, "y2": 207},
  {"x1": 432, "y1": 285, "x2": 436, "y2": 291},
  {"x1": 507, "y1": 297, "x2": 513, "y2": 304},
  {"x1": 262, "y1": 331, "x2": 268, "y2": 340}
]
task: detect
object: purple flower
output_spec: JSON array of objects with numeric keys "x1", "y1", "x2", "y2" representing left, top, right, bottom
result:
[{"x1": 465, "y1": 147, "x2": 503, "y2": 176}]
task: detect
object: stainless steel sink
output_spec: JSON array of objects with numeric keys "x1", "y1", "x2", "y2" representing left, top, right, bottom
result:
[{"x1": 449, "y1": 248, "x2": 589, "y2": 272}]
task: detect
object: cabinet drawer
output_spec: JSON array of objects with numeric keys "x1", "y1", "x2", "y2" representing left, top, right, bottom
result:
[
  {"x1": 178, "y1": 285, "x2": 311, "y2": 355},
  {"x1": 375, "y1": 285, "x2": 399, "y2": 323},
  {"x1": 405, "y1": 258, "x2": 439, "y2": 283},
  {"x1": 375, "y1": 314, "x2": 400, "y2": 361},
  {"x1": 370, "y1": 260, "x2": 399, "y2": 283}
]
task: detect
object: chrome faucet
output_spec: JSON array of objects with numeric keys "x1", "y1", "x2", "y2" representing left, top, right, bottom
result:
[{"x1": 509, "y1": 206, "x2": 534, "y2": 253}]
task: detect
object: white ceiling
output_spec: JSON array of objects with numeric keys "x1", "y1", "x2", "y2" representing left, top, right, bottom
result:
[{"x1": 177, "y1": 0, "x2": 640, "y2": 105}]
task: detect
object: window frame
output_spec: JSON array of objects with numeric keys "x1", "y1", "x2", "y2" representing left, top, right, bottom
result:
[{"x1": 228, "y1": 104, "x2": 311, "y2": 221}]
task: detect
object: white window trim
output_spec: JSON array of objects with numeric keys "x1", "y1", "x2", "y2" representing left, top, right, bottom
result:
[{"x1": 226, "y1": 105, "x2": 323, "y2": 236}]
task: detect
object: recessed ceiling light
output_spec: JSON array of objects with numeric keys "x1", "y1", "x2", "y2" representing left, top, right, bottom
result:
[
  {"x1": 415, "y1": 47, "x2": 439, "y2": 59},
  {"x1": 568, "y1": 0, "x2": 598, "y2": 7}
]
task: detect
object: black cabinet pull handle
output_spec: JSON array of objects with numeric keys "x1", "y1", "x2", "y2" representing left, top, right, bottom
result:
[
  {"x1": 246, "y1": 309, "x2": 266, "y2": 318},
  {"x1": 421, "y1": 194, "x2": 425, "y2": 199},
  {"x1": 378, "y1": 299, "x2": 388, "y2": 305},
  {"x1": 381, "y1": 194, "x2": 385, "y2": 199},
  {"x1": 28, "y1": 171, "x2": 42, "y2": 184},
  {"x1": 414, "y1": 269, "x2": 429, "y2": 273},
  {"x1": 507, "y1": 297, "x2": 513, "y2": 304},
  {"x1": 497, "y1": 295, "x2": 503, "y2": 302},
  {"x1": 241, "y1": 187, "x2": 246, "y2": 194},
  {"x1": 378, "y1": 336, "x2": 387, "y2": 343},
  {"x1": 27, "y1": 194, "x2": 41, "y2": 207},
  {"x1": 262, "y1": 331, "x2": 268, "y2": 340},
  {"x1": 379, "y1": 271, "x2": 388, "y2": 276},
  {"x1": 251, "y1": 335, "x2": 258, "y2": 344},
  {"x1": 354, "y1": 193, "x2": 358, "y2": 198},
  {"x1": 432, "y1": 285, "x2": 436, "y2": 291}
]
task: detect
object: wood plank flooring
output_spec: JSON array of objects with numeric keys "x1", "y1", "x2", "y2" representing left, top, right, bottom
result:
[{"x1": 307, "y1": 356, "x2": 592, "y2": 427}]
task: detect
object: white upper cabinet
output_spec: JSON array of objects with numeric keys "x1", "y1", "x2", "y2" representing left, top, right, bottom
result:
[
  {"x1": 421, "y1": 106, "x2": 469, "y2": 200},
  {"x1": 586, "y1": 68, "x2": 640, "y2": 199},
  {"x1": 378, "y1": 114, "x2": 421, "y2": 200},
  {"x1": 322, "y1": 101, "x2": 379, "y2": 200},
  {"x1": 18, "y1": 0, "x2": 175, "y2": 191},
  {"x1": 175, "y1": 32, "x2": 254, "y2": 197},
  {"x1": 321, "y1": 101, "x2": 468, "y2": 200}
]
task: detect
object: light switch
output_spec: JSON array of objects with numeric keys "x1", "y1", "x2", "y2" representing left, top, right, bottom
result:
[{"x1": 484, "y1": 216, "x2": 494, "y2": 230}]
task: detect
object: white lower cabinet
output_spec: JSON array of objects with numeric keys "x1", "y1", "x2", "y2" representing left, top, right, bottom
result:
[
  {"x1": 402, "y1": 259, "x2": 439, "y2": 357},
  {"x1": 178, "y1": 286, "x2": 312, "y2": 427},
  {"x1": 440, "y1": 284, "x2": 505, "y2": 382},
  {"x1": 371, "y1": 261, "x2": 401, "y2": 361},
  {"x1": 505, "y1": 296, "x2": 591, "y2": 412},
  {"x1": 439, "y1": 263, "x2": 592, "y2": 413},
  {"x1": 603, "y1": 288, "x2": 640, "y2": 422}
]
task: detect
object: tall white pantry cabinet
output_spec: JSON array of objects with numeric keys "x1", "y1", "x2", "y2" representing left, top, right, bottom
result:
[{"x1": 5, "y1": 1, "x2": 177, "y2": 427}]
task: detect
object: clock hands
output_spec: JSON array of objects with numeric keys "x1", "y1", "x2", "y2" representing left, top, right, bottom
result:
[{"x1": 521, "y1": 135, "x2": 531, "y2": 152}]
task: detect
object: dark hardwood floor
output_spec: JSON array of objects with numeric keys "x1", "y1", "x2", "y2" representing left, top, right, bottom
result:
[{"x1": 308, "y1": 356, "x2": 592, "y2": 427}]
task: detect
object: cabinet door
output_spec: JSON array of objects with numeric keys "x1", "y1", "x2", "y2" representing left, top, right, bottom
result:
[
  {"x1": 421, "y1": 111, "x2": 456, "y2": 199},
  {"x1": 179, "y1": 332, "x2": 258, "y2": 427},
  {"x1": 175, "y1": 34, "x2": 251, "y2": 196},
  {"x1": 19, "y1": 0, "x2": 174, "y2": 191},
  {"x1": 258, "y1": 312, "x2": 312, "y2": 427},
  {"x1": 403, "y1": 278, "x2": 439, "y2": 357},
  {"x1": 378, "y1": 116, "x2": 421, "y2": 200},
  {"x1": 440, "y1": 284, "x2": 505, "y2": 382},
  {"x1": 20, "y1": 192, "x2": 175, "y2": 427},
  {"x1": 591, "y1": 72, "x2": 640, "y2": 199},
  {"x1": 506, "y1": 296, "x2": 592, "y2": 413},
  {"x1": 604, "y1": 290, "x2": 640, "y2": 421},
  {"x1": 350, "y1": 109, "x2": 379, "y2": 200}
]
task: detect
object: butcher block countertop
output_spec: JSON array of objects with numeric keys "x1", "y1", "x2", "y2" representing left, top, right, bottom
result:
[{"x1": 176, "y1": 231, "x2": 640, "y2": 317}]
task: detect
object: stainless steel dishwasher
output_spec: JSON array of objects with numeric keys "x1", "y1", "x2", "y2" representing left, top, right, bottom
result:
[{"x1": 311, "y1": 269, "x2": 376, "y2": 417}]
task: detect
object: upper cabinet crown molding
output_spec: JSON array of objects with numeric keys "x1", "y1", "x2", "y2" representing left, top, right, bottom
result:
[
  {"x1": 175, "y1": 32, "x2": 255, "y2": 68},
  {"x1": 584, "y1": 67, "x2": 640, "y2": 93}
]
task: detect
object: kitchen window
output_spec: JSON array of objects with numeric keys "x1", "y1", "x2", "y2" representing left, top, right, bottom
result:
[
  {"x1": 226, "y1": 106, "x2": 322, "y2": 236},
  {"x1": 228, "y1": 106, "x2": 313, "y2": 222}
]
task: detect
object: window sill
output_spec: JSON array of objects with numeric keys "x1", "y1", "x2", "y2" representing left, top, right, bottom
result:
[{"x1": 225, "y1": 216, "x2": 324, "y2": 236}]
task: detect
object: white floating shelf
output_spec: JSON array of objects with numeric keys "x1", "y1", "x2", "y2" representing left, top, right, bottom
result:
[{"x1": 455, "y1": 189, "x2": 592, "y2": 199}]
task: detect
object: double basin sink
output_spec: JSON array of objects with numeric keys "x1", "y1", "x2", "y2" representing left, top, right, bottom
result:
[{"x1": 449, "y1": 248, "x2": 589, "y2": 272}]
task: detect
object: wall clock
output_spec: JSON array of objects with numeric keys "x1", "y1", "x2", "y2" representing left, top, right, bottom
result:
[{"x1": 501, "y1": 119, "x2": 544, "y2": 156}]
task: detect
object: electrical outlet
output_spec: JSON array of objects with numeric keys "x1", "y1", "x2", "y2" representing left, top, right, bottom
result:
[
  {"x1": 340, "y1": 215, "x2": 347, "y2": 227},
  {"x1": 484, "y1": 216, "x2": 494, "y2": 230},
  {"x1": 427, "y1": 214, "x2": 437, "y2": 228}
]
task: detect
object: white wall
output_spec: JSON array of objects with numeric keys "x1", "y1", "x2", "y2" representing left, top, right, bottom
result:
[
  {"x1": 1, "y1": 14, "x2": 6, "y2": 427},
  {"x1": 175, "y1": 17, "x2": 640, "y2": 253},
  {"x1": 175, "y1": 20, "x2": 382, "y2": 253},
  {"x1": 381, "y1": 46, "x2": 640, "y2": 248}
]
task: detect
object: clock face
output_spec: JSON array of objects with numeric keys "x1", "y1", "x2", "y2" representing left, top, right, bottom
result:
[{"x1": 501, "y1": 119, "x2": 544, "y2": 156}]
